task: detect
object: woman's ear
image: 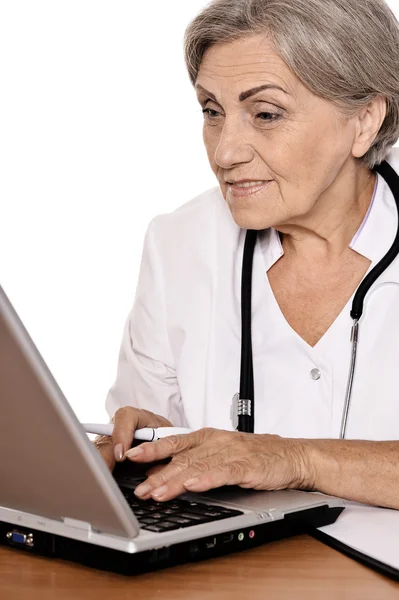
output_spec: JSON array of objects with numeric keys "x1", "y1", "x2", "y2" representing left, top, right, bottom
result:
[{"x1": 352, "y1": 95, "x2": 387, "y2": 158}]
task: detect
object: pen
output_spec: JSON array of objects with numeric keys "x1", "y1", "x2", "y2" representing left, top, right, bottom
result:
[{"x1": 82, "y1": 423, "x2": 192, "y2": 441}]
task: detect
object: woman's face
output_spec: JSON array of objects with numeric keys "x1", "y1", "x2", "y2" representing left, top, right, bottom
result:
[{"x1": 195, "y1": 34, "x2": 369, "y2": 230}]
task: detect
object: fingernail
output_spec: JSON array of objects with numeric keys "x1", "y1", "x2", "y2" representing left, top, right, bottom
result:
[
  {"x1": 134, "y1": 482, "x2": 151, "y2": 497},
  {"x1": 114, "y1": 443, "x2": 124, "y2": 462},
  {"x1": 151, "y1": 485, "x2": 168, "y2": 499},
  {"x1": 184, "y1": 478, "x2": 199, "y2": 488},
  {"x1": 125, "y1": 446, "x2": 144, "y2": 459}
]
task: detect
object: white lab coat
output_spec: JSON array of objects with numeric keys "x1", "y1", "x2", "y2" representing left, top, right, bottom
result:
[{"x1": 106, "y1": 146, "x2": 399, "y2": 441}]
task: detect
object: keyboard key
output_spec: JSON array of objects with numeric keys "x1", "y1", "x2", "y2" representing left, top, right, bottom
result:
[
  {"x1": 119, "y1": 485, "x2": 244, "y2": 533},
  {"x1": 180, "y1": 512, "x2": 211, "y2": 521},
  {"x1": 185, "y1": 506, "x2": 223, "y2": 517},
  {"x1": 139, "y1": 518, "x2": 158, "y2": 525},
  {"x1": 141, "y1": 524, "x2": 166, "y2": 532},
  {"x1": 216, "y1": 509, "x2": 243, "y2": 517},
  {"x1": 143, "y1": 521, "x2": 177, "y2": 532},
  {"x1": 167, "y1": 516, "x2": 193, "y2": 526}
]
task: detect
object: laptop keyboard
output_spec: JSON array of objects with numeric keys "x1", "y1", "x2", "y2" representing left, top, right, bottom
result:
[{"x1": 120, "y1": 485, "x2": 243, "y2": 533}]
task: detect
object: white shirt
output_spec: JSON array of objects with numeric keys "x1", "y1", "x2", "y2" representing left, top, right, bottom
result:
[{"x1": 106, "y1": 147, "x2": 399, "y2": 441}]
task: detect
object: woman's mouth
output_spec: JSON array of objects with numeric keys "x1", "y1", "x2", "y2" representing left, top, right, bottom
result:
[{"x1": 227, "y1": 180, "x2": 272, "y2": 197}]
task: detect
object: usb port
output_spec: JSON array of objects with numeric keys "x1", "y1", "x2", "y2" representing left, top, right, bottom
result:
[
  {"x1": 220, "y1": 533, "x2": 234, "y2": 544},
  {"x1": 205, "y1": 537, "x2": 217, "y2": 549}
]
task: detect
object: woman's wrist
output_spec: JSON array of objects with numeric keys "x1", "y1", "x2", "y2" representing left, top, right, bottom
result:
[
  {"x1": 258, "y1": 434, "x2": 319, "y2": 491},
  {"x1": 295, "y1": 438, "x2": 341, "y2": 494},
  {"x1": 286, "y1": 438, "x2": 321, "y2": 491}
]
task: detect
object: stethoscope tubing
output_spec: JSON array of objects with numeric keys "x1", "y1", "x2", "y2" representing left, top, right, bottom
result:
[{"x1": 237, "y1": 159, "x2": 399, "y2": 437}]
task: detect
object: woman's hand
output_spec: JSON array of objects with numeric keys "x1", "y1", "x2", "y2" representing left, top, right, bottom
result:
[
  {"x1": 93, "y1": 406, "x2": 173, "y2": 471},
  {"x1": 124, "y1": 427, "x2": 315, "y2": 501}
]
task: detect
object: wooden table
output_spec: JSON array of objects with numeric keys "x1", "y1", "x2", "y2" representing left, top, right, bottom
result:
[{"x1": 1, "y1": 534, "x2": 398, "y2": 600}]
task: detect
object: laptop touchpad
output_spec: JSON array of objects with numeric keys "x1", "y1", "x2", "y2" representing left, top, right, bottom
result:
[{"x1": 194, "y1": 487, "x2": 323, "y2": 514}]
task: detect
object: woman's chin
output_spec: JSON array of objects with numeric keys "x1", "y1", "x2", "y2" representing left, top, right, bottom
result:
[{"x1": 228, "y1": 207, "x2": 274, "y2": 231}]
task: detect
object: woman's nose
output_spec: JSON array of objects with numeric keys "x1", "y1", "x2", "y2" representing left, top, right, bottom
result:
[{"x1": 213, "y1": 117, "x2": 255, "y2": 169}]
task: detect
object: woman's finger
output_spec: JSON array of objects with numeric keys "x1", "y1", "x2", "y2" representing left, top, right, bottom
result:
[
  {"x1": 125, "y1": 428, "x2": 214, "y2": 464},
  {"x1": 145, "y1": 464, "x2": 166, "y2": 477},
  {"x1": 112, "y1": 407, "x2": 172, "y2": 462},
  {"x1": 134, "y1": 442, "x2": 225, "y2": 499},
  {"x1": 142, "y1": 453, "x2": 228, "y2": 501},
  {"x1": 93, "y1": 436, "x2": 115, "y2": 471},
  {"x1": 183, "y1": 463, "x2": 245, "y2": 493}
]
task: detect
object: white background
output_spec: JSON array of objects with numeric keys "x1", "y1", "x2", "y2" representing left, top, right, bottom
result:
[{"x1": 1, "y1": 0, "x2": 399, "y2": 425}]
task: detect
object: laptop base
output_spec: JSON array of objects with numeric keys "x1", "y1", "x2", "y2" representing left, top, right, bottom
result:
[{"x1": 0, "y1": 505, "x2": 343, "y2": 575}]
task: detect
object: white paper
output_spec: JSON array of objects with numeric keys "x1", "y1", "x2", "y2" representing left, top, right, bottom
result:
[{"x1": 318, "y1": 501, "x2": 399, "y2": 570}]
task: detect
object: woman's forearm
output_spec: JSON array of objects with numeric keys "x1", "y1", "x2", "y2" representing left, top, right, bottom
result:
[{"x1": 302, "y1": 439, "x2": 399, "y2": 509}]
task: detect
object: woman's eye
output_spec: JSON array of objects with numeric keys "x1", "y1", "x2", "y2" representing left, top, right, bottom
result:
[
  {"x1": 201, "y1": 108, "x2": 280, "y2": 122},
  {"x1": 257, "y1": 112, "x2": 280, "y2": 122},
  {"x1": 202, "y1": 108, "x2": 220, "y2": 119}
]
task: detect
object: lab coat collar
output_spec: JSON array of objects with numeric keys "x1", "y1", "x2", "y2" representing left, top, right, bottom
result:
[{"x1": 259, "y1": 146, "x2": 399, "y2": 282}]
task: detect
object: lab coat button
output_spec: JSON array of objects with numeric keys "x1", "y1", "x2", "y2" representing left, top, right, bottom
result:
[{"x1": 310, "y1": 368, "x2": 321, "y2": 380}]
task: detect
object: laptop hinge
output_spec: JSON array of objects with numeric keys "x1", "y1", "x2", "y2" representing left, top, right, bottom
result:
[{"x1": 62, "y1": 517, "x2": 92, "y2": 532}]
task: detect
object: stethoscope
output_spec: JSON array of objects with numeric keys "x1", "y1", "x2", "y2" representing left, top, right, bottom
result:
[{"x1": 231, "y1": 159, "x2": 399, "y2": 438}]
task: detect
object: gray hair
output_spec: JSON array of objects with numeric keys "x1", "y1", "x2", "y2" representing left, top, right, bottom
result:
[{"x1": 183, "y1": 0, "x2": 399, "y2": 169}]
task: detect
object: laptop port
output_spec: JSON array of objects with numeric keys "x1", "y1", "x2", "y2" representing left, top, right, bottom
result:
[
  {"x1": 6, "y1": 530, "x2": 34, "y2": 547},
  {"x1": 205, "y1": 537, "x2": 217, "y2": 549},
  {"x1": 189, "y1": 542, "x2": 200, "y2": 557},
  {"x1": 220, "y1": 533, "x2": 234, "y2": 544},
  {"x1": 148, "y1": 546, "x2": 170, "y2": 564}
]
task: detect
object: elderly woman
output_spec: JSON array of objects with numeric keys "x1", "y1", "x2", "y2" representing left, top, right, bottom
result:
[{"x1": 96, "y1": 0, "x2": 399, "y2": 509}]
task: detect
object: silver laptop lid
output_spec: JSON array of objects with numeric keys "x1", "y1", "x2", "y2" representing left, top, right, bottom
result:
[{"x1": 0, "y1": 285, "x2": 139, "y2": 538}]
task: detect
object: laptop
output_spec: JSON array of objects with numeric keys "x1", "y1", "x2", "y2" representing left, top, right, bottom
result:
[{"x1": 0, "y1": 284, "x2": 345, "y2": 574}]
